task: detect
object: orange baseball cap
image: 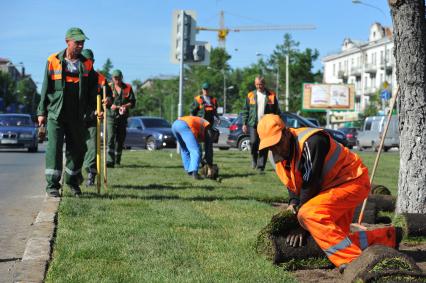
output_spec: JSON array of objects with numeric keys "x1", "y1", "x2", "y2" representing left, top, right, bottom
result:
[{"x1": 258, "y1": 114, "x2": 286, "y2": 150}]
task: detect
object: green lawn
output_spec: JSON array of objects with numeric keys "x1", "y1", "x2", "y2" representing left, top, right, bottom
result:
[{"x1": 45, "y1": 149, "x2": 400, "y2": 282}]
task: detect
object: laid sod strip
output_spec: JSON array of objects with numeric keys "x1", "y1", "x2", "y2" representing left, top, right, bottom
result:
[
  {"x1": 255, "y1": 210, "x2": 330, "y2": 270},
  {"x1": 343, "y1": 245, "x2": 425, "y2": 282}
]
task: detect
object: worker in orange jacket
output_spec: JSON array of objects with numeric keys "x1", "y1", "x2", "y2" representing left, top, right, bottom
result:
[
  {"x1": 257, "y1": 114, "x2": 398, "y2": 272},
  {"x1": 171, "y1": 116, "x2": 213, "y2": 179}
]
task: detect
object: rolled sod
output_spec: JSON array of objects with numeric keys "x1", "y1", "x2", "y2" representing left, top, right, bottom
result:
[
  {"x1": 343, "y1": 245, "x2": 425, "y2": 282},
  {"x1": 400, "y1": 213, "x2": 426, "y2": 237},
  {"x1": 371, "y1": 184, "x2": 392, "y2": 195},
  {"x1": 255, "y1": 210, "x2": 331, "y2": 269}
]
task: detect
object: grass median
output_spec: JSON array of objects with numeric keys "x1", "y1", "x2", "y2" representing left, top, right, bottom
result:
[{"x1": 45, "y1": 150, "x2": 400, "y2": 282}]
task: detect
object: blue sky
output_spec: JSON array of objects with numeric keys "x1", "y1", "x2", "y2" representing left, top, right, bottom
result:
[{"x1": 1, "y1": 0, "x2": 392, "y2": 90}]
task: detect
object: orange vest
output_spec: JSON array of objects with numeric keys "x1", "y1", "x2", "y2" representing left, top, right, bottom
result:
[
  {"x1": 97, "y1": 72, "x2": 106, "y2": 93},
  {"x1": 276, "y1": 128, "x2": 367, "y2": 196},
  {"x1": 47, "y1": 53, "x2": 93, "y2": 83},
  {"x1": 195, "y1": 95, "x2": 217, "y2": 112},
  {"x1": 179, "y1": 116, "x2": 210, "y2": 141},
  {"x1": 110, "y1": 82, "x2": 132, "y2": 98},
  {"x1": 247, "y1": 90, "x2": 276, "y2": 105}
]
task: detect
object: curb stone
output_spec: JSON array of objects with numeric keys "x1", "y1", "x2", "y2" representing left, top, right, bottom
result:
[{"x1": 13, "y1": 196, "x2": 60, "y2": 283}]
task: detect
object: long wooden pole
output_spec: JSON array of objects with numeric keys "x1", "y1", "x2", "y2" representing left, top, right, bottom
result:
[
  {"x1": 103, "y1": 86, "x2": 108, "y2": 190},
  {"x1": 357, "y1": 86, "x2": 399, "y2": 224},
  {"x1": 96, "y1": 95, "x2": 101, "y2": 194}
]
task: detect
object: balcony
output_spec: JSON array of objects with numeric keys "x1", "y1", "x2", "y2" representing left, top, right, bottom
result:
[
  {"x1": 350, "y1": 66, "x2": 362, "y2": 77},
  {"x1": 364, "y1": 87, "x2": 378, "y2": 96},
  {"x1": 364, "y1": 63, "x2": 378, "y2": 74}
]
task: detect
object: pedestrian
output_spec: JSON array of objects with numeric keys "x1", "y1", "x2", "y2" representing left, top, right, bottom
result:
[
  {"x1": 171, "y1": 116, "x2": 213, "y2": 180},
  {"x1": 37, "y1": 27, "x2": 99, "y2": 197},
  {"x1": 257, "y1": 114, "x2": 400, "y2": 273},
  {"x1": 106, "y1": 69, "x2": 136, "y2": 167},
  {"x1": 191, "y1": 82, "x2": 219, "y2": 125},
  {"x1": 81, "y1": 49, "x2": 112, "y2": 186},
  {"x1": 241, "y1": 76, "x2": 280, "y2": 172}
]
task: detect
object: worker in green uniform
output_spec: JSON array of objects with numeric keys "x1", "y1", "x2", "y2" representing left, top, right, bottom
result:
[
  {"x1": 81, "y1": 49, "x2": 112, "y2": 186},
  {"x1": 106, "y1": 70, "x2": 136, "y2": 167},
  {"x1": 37, "y1": 27, "x2": 98, "y2": 197},
  {"x1": 190, "y1": 82, "x2": 220, "y2": 125}
]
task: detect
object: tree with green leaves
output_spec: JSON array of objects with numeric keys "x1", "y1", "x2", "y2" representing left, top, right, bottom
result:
[{"x1": 99, "y1": 58, "x2": 113, "y2": 80}]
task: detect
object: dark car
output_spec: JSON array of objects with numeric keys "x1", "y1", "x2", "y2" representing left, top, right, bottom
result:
[
  {"x1": 125, "y1": 116, "x2": 176, "y2": 150},
  {"x1": 338, "y1": 127, "x2": 359, "y2": 149},
  {"x1": 0, "y1": 113, "x2": 38, "y2": 152},
  {"x1": 227, "y1": 112, "x2": 348, "y2": 150}
]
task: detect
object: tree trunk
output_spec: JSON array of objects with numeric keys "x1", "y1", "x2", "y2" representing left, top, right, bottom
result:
[{"x1": 389, "y1": 0, "x2": 426, "y2": 213}]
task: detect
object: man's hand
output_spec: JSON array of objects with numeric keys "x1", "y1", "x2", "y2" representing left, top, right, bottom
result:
[
  {"x1": 95, "y1": 111, "x2": 104, "y2": 120},
  {"x1": 38, "y1": 116, "x2": 46, "y2": 126},
  {"x1": 242, "y1": 124, "x2": 248, "y2": 134},
  {"x1": 102, "y1": 98, "x2": 111, "y2": 107},
  {"x1": 286, "y1": 203, "x2": 298, "y2": 215},
  {"x1": 111, "y1": 104, "x2": 118, "y2": 110},
  {"x1": 286, "y1": 227, "x2": 307, "y2": 247}
]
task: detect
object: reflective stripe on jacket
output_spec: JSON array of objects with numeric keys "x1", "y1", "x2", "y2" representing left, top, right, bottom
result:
[
  {"x1": 241, "y1": 89, "x2": 280, "y2": 127},
  {"x1": 195, "y1": 95, "x2": 217, "y2": 112},
  {"x1": 276, "y1": 127, "x2": 366, "y2": 196},
  {"x1": 179, "y1": 116, "x2": 210, "y2": 141}
]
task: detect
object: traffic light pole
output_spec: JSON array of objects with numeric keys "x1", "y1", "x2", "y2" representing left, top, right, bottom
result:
[{"x1": 178, "y1": 10, "x2": 185, "y2": 119}]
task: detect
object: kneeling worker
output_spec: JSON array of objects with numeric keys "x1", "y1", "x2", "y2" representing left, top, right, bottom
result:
[
  {"x1": 172, "y1": 116, "x2": 213, "y2": 180},
  {"x1": 257, "y1": 114, "x2": 398, "y2": 272}
]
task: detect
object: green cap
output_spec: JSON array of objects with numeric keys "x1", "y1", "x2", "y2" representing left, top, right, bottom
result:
[
  {"x1": 81, "y1": 49, "x2": 94, "y2": 60},
  {"x1": 112, "y1": 69, "x2": 123, "y2": 78},
  {"x1": 65, "y1": 27, "x2": 89, "y2": 41},
  {"x1": 201, "y1": 82, "x2": 210, "y2": 90}
]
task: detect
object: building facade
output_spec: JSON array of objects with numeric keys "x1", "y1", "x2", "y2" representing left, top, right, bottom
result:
[{"x1": 322, "y1": 23, "x2": 396, "y2": 124}]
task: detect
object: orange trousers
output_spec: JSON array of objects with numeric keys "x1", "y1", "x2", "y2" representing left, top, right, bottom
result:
[{"x1": 297, "y1": 172, "x2": 396, "y2": 267}]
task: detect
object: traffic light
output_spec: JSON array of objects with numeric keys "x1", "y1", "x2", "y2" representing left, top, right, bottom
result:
[
  {"x1": 185, "y1": 42, "x2": 211, "y2": 65},
  {"x1": 170, "y1": 10, "x2": 197, "y2": 64}
]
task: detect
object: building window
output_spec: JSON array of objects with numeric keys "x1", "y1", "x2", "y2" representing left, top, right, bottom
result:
[
  {"x1": 380, "y1": 73, "x2": 384, "y2": 85},
  {"x1": 333, "y1": 64, "x2": 336, "y2": 76},
  {"x1": 380, "y1": 50, "x2": 384, "y2": 64}
]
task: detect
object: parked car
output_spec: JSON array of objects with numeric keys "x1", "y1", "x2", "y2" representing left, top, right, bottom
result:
[
  {"x1": 337, "y1": 127, "x2": 359, "y2": 149},
  {"x1": 227, "y1": 112, "x2": 348, "y2": 151},
  {"x1": 0, "y1": 113, "x2": 38, "y2": 152},
  {"x1": 305, "y1": 117, "x2": 321, "y2": 127},
  {"x1": 357, "y1": 115, "x2": 399, "y2": 151},
  {"x1": 213, "y1": 116, "x2": 231, "y2": 150},
  {"x1": 125, "y1": 116, "x2": 176, "y2": 150}
]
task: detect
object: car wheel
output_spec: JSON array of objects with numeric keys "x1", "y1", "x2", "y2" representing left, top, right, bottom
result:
[
  {"x1": 146, "y1": 137, "x2": 157, "y2": 151},
  {"x1": 238, "y1": 137, "x2": 250, "y2": 151},
  {"x1": 384, "y1": 146, "x2": 390, "y2": 152},
  {"x1": 219, "y1": 147, "x2": 230, "y2": 150}
]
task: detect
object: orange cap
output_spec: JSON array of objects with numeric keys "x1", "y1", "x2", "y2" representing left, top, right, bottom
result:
[{"x1": 258, "y1": 114, "x2": 286, "y2": 150}]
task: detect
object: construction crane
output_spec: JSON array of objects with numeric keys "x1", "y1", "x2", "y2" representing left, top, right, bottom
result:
[{"x1": 196, "y1": 11, "x2": 316, "y2": 48}]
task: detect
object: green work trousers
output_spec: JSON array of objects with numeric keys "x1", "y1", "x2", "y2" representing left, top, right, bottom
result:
[
  {"x1": 45, "y1": 118, "x2": 86, "y2": 193},
  {"x1": 106, "y1": 117, "x2": 127, "y2": 165},
  {"x1": 83, "y1": 124, "x2": 97, "y2": 174}
]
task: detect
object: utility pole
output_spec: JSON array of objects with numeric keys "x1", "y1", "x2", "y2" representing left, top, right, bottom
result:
[
  {"x1": 223, "y1": 69, "x2": 227, "y2": 114},
  {"x1": 285, "y1": 54, "x2": 289, "y2": 112}
]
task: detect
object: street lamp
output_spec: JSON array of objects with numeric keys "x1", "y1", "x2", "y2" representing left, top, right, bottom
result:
[{"x1": 352, "y1": 0, "x2": 387, "y2": 19}]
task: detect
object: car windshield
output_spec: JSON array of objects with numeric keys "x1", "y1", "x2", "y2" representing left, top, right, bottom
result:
[
  {"x1": 215, "y1": 117, "x2": 231, "y2": 128},
  {"x1": 0, "y1": 116, "x2": 32, "y2": 127},
  {"x1": 338, "y1": 128, "x2": 350, "y2": 133},
  {"x1": 142, "y1": 118, "x2": 171, "y2": 128}
]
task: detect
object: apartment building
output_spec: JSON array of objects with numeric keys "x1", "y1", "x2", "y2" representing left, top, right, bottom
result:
[{"x1": 322, "y1": 23, "x2": 396, "y2": 124}]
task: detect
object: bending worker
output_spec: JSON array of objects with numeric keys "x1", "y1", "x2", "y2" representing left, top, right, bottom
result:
[
  {"x1": 106, "y1": 69, "x2": 136, "y2": 167},
  {"x1": 81, "y1": 49, "x2": 112, "y2": 186},
  {"x1": 257, "y1": 114, "x2": 398, "y2": 272},
  {"x1": 171, "y1": 116, "x2": 213, "y2": 180}
]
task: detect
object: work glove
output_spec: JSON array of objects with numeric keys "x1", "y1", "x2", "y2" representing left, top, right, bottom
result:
[{"x1": 286, "y1": 227, "x2": 307, "y2": 247}]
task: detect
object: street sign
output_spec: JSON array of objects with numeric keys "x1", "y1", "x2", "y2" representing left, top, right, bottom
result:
[{"x1": 380, "y1": 89, "x2": 391, "y2": 100}]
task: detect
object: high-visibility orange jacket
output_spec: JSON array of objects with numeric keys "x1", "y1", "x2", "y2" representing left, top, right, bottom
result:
[
  {"x1": 241, "y1": 89, "x2": 280, "y2": 127},
  {"x1": 275, "y1": 127, "x2": 366, "y2": 197},
  {"x1": 37, "y1": 49, "x2": 97, "y2": 121},
  {"x1": 179, "y1": 116, "x2": 210, "y2": 141},
  {"x1": 191, "y1": 95, "x2": 219, "y2": 124}
]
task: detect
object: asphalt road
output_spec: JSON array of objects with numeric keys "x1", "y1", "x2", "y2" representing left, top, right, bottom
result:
[{"x1": 0, "y1": 143, "x2": 46, "y2": 283}]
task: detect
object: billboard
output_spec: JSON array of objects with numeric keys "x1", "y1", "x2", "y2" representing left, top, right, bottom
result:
[{"x1": 302, "y1": 83, "x2": 355, "y2": 111}]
